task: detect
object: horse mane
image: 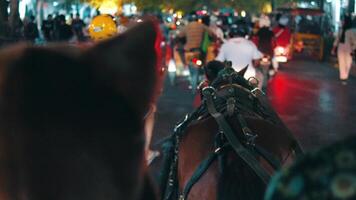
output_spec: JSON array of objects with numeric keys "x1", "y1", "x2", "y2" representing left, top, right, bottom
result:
[{"x1": 0, "y1": 20, "x2": 159, "y2": 200}]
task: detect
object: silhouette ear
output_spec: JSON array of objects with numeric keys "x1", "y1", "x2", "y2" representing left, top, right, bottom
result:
[
  {"x1": 237, "y1": 65, "x2": 249, "y2": 77},
  {"x1": 83, "y1": 20, "x2": 159, "y2": 116}
]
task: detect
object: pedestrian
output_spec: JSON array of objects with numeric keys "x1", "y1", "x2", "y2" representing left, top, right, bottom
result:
[
  {"x1": 71, "y1": 13, "x2": 85, "y2": 41},
  {"x1": 24, "y1": 15, "x2": 39, "y2": 43},
  {"x1": 178, "y1": 14, "x2": 215, "y2": 93},
  {"x1": 41, "y1": 14, "x2": 54, "y2": 42},
  {"x1": 332, "y1": 15, "x2": 353, "y2": 85},
  {"x1": 216, "y1": 24, "x2": 262, "y2": 80},
  {"x1": 57, "y1": 14, "x2": 73, "y2": 41}
]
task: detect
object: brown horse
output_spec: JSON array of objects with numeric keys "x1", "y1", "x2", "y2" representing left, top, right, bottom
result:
[
  {"x1": 0, "y1": 21, "x2": 159, "y2": 200},
  {"x1": 160, "y1": 65, "x2": 303, "y2": 200}
]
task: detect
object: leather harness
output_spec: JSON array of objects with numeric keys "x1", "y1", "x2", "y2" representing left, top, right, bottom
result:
[{"x1": 162, "y1": 70, "x2": 303, "y2": 200}]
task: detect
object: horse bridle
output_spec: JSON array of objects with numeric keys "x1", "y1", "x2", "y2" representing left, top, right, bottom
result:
[{"x1": 163, "y1": 81, "x2": 302, "y2": 200}]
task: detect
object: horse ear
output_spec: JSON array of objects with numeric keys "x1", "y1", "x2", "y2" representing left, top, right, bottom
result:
[
  {"x1": 237, "y1": 65, "x2": 249, "y2": 77},
  {"x1": 83, "y1": 20, "x2": 159, "y2": 116}
]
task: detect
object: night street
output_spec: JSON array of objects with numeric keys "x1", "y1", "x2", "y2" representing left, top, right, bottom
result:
[{"x1": 150, "y1": 59, "x2": 356, "y2": 168}]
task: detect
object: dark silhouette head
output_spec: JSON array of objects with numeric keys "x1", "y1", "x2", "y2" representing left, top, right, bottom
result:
[
  {"x1": 229, "y1": 24, "x2": 247, "y2": 38},
  {"x1": 204, "y1": 60, "x2": 225, "y2": 82}
]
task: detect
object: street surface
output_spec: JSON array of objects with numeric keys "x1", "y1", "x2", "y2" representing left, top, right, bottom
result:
[{"x1": 149, "y1": 59, "x2": 356, "y2": 181}]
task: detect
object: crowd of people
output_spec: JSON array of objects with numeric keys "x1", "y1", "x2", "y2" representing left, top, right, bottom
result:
[{"x1": 9, "y1": 13, "x2": 85, "y2": 43}]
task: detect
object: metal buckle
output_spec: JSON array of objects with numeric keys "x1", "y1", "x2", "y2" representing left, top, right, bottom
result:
[
  {"x1": 251, "y1": 87, "x2": 265, "y2": 96},
  {"x1": 242, "y1": 127, "x2": 258, "y2": 145},
  {"x1": 202, "y1": 86, "x2": 216, "y2": 96},
  {"x1": 174, "y1": 114, "x2": 189, "y2": 133},
  {"x1": 247, "y1": 77, "x2": 259, "y2": 88}
]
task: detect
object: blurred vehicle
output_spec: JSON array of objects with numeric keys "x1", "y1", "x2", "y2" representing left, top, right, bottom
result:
[{"x1": 274, "y1": 7, "x2": 325, "y2": 60}]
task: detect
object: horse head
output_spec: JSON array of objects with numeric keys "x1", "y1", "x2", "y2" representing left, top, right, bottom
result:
[{"x1": 0, "y1": 20, "x2": 159, "y2": 200}]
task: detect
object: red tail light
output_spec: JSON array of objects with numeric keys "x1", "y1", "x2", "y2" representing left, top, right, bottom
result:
[{"x1": 192, "y1": 58, "x2": 202, "y2": 66}]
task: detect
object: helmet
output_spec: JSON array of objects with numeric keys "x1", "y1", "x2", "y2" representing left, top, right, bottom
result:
[
  {"x1": 229, "y1": 24, "x2": 247, "y2": 37},
  {"x1": 278, "y1": 16, "x2": 289, "y2": 26},
  {"x1": 88, "y1": 14, "x2": 117, "y2": 41}
]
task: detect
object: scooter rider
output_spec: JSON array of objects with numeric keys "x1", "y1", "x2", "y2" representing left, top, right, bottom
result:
[
  {"x1": 273, "y1": 15, "x2": 291, "y2": 59},
  {"x1": 216, "y1": 24, "x2": 262, "y2": 80},
  {"x1": 178, "y1": 14, "x2": 215, "y2": 93},
  {"x1": 256, "y1": 15, "x2": 277, "y2": 75}
]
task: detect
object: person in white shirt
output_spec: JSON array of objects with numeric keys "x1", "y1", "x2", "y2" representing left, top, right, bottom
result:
[{"x1": 216, "y1": 24, "x2": 263, "y2": 80}]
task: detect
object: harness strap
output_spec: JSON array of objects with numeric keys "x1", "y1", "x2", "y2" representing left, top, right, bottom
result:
[
  {"x1": 254, "y1": 144, "x2": 281, "y2": 170},
  {"x1": 203, "y1": 88, "x2": 271, "y2": 184},
  {"x1": 252, "y1": 89, "x2": 304, "y2": 156},
  {"x1": 236, "y1": 113, "x2": 282, "y2": 170},
  {"x1": 180, "y1": 151, "x2": 220, "y2": 200}
]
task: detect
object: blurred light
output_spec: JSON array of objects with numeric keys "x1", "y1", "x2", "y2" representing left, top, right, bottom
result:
[
  {"x1": 167, "y1": 17, "x2": 172, "y2": 22},
  {"x1": 53, "y1": 1, "x2": 58, "y2": 6},
  {"x1": 311, "y1": 1, "x2": 316, "y2": 6},
  {"x1": 176, "y1": 21, "x2": 181, "y2": 26},
  {"x1": 202, "y1": 10, "x2": 207, "y2": 15},
  {"x1": 192, "y1": 58, "x2": 202, "y2": 66},
  {"x1": 173, "y1": 13, "x2": 177, "y2": 18},
  {"x1": 98, "y1": 0, "x2": 118, "y2": 15},
  {"x1": 168, "y1": 59, "x2": 177, "y2": 72},
  {"x1": 131, "y1": 5, "x2": 137, "y2": 13},
  {"x1": 182, "y1": 69, "x2": 190, "y2": 76},
  {"x1": 123, "y1": 4, "x2": 137, "y2": 15},
  {"x1": 275, "y1": 56, "x2": 287, "y2": 63},
  {"x1": 19, "y1": 0, "x2": 31, "y2": 19},
  {"x1": 262, "y1": 3, "x2": 272, "y2": 13},
  {"x1": 262, "y1": 57, "x2": 269, "y2": 63},
  {"x1": 196, "y1": 60, "x2": 203, "y2": 66},
  {"x1": 274, "y1": 46, "x2": 285, "y2": 55},
  {"x1": 137, "y1": 19, "x2": 143, "y2": 23},
  {"x1": 326, "y1": 0, "x2": 332, "y2": 2},
  {"x1": 241, "y1": 10, "x2": 246, "y2": 17},
  {"x1": 177, "y1": 11, "x2": 183, "y2": 19},
  {"x1": 334, "y1": 0, "x2": 341, "y2": 32}
]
